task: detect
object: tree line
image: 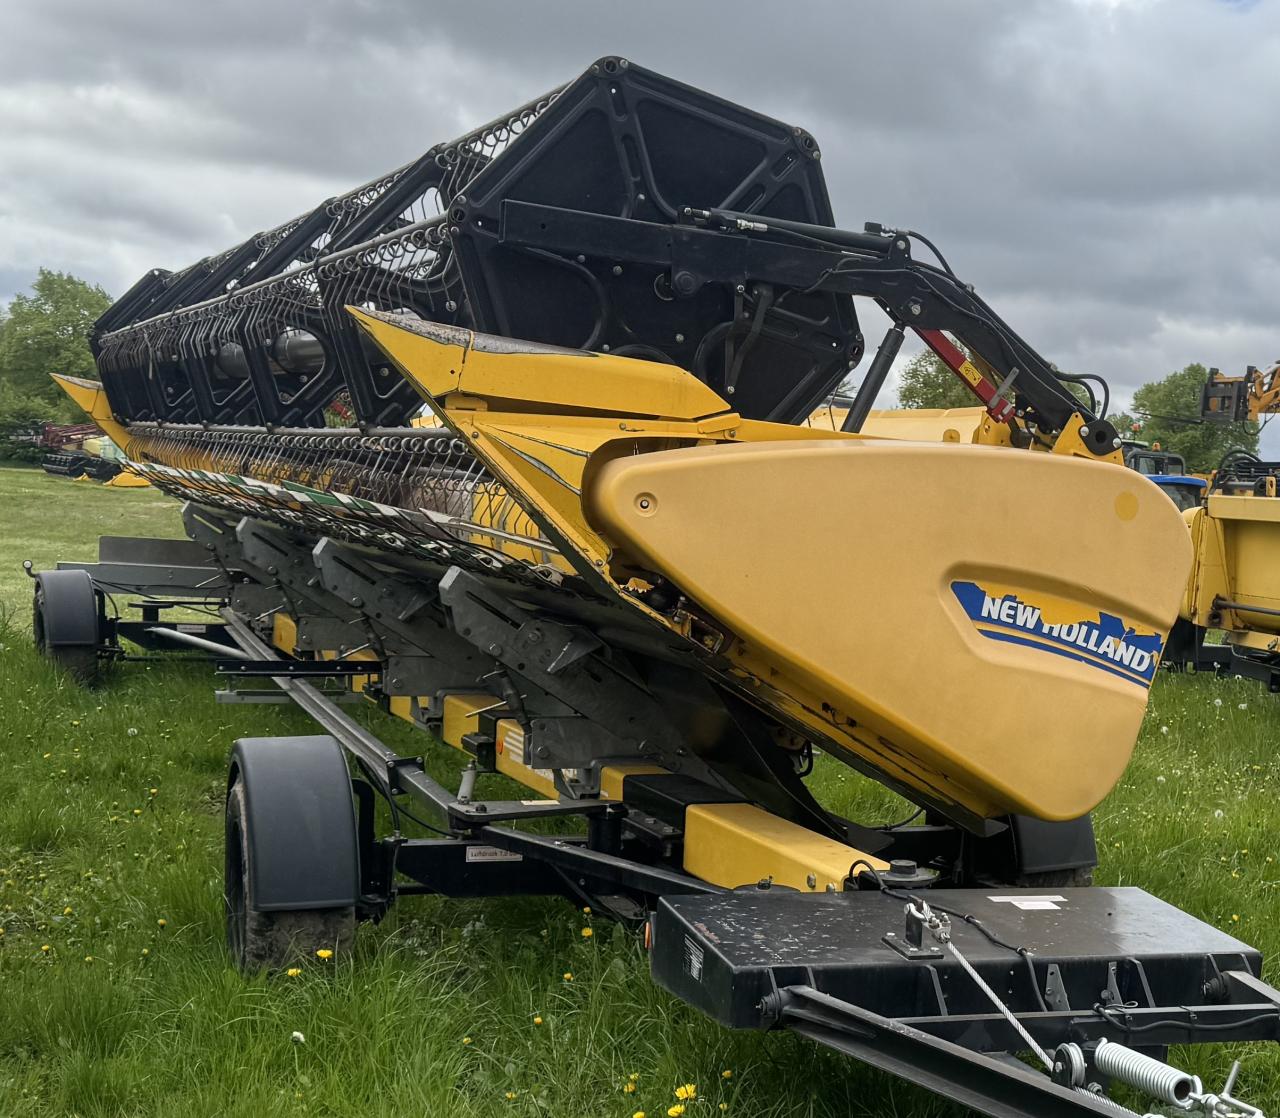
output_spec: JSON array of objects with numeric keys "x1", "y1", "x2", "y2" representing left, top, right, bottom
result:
[{"x1": 0, "y1": 270, "x2": 112, "y2": 456}]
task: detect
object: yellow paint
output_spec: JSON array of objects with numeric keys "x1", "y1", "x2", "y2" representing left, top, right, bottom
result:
[
  {"x1": 587, "y1": 439, "x2": 1191, "y2": 821},
  {"x1": 442, "y1": 693, "x2": 498, "y2": 746},
  {"x1": 1049, "y1": 414, "x2": 1125, "y2": 465},
  {"x1": 806, "y1": 404, "x2": 1008, "y2": 446},
  {"x1": 1183, "y1": 495, "x2": 1280, "y2": 639},
  {"x1": 347, "y1": 308, "x2": 732, "y2": 421},
  {"x1": 346, "y1": 310, "x2": 1192, "y2": 821},
  {"x1": 104, "y1": 468, "x2": 150, "y2": 488},
  {"x1": 50, "y1": 375, "x2": 131, "y2": 449},
  {"x1": 598, "y1": 763, "x2": 665, "y2": 800},
  {"x1": 387, "y1": 695, "x2": 416, "y2": 722},
  {"x1": 1114, "y1": 491, "x2": 1139, "y2": 521},
  {"x1": 1208, "y1": 493, "x2": 1280, "y2": 524},
  {"x1": 1203, "y1": 363, "x2": 1280, "y2": 423},
  {"x1": 683, "y1": 802, "x2": 887, "y2": 891},
  {"x1": 491, "y1": 720, "x2": 558, "y2": 797},
  {"x1": 271, "y1": 614, "x2": 299, "y2": 656},
  {"x1": 63, "y1": 307, "x2": 1188, "y2": 829},
  {"x1": 1230, "y1": 629, "x2": 1280, "y2": 653}
]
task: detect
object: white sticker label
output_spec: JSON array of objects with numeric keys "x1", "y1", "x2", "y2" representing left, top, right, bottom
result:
[
  {"x1": 464, "y1": 846, "x2": 523, "y2": 864},
  {"x1": 520, "y1": 799, "x2": 559, "y2": 806},
  {"x1": 987, "y1": 895, "x2": 1066, "y2": 911},
  {"x1": 684, "y1": 936, "x2": 705, "y2": 981}
]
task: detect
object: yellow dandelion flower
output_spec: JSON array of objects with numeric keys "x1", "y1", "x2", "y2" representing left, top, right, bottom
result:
[
  {"x1": 629, "y1": 1072, "x2": 640, "y2": 1082},
  {"x1": 668, "y1": 1106, "x2": 686, "y2": 1118},
  {"x1": 675, "y1": 1084, "x2": 697, "y2": 1101},
  {"x1": 462, "y1": 1036, "x2": 473, "y2": 1045},
  {"x1": 633, "y1": 1112, "x2": 646, "y2": 1118},
  {"x1": 40, "y1": 944, "x2": 50, "y2": 953},
  {"x1": 624, "y1": 1082, "x2": 637, "y2": 1094},
  {"x1": 719, "y1": 1105, "x2": 729, "y2": 1113},
  {"x1": 582, "y1": 906, "x2": 591, "y2": 914},
  {"x1": 141, "y1": 948, "x2": 149, "y2": 957},
  {"x1": 62, "y1": 906, "x2": 72, "y2": 915},
  {"x1": 157, "y1": 918, "x2": 167, "y2": 928},
  {"x1": 150, "y1": 788, "x2": 158, "y2": 796},
  {"x1": 533, "y1": 1015, "x2": 543, "y2": 1025},
  {"x1": 315, "y1": 948, "x2": 334, "y2": 960},
  {"x1": 505, "y1": 1091, "x2": 518, "y2": 1100},
  {"x1": 721, "y1": 1069, "x2": 733, "y2": 1079},
  {"x1": 286, "y1": 967, "x2": 302, "y2": 977},
  {"x1": 83, "y1": 955, "x2": 93, "y2": 963},
  {"x1": 1232, "y1": 914, "x2": 1241, "y2": 922},
  {"x1": 132, "y1": 808, "x2": 143, "y2": 816},
  {"x1": 581, "y1": 927, "x2": 593, "y2": 938},
  {"x1": 563, "y1": 971, "x2": 574, "y2": 981}
]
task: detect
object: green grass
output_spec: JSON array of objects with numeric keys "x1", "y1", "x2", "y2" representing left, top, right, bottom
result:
[{"x1": 2, "y1": 465, "x2": 1280, "y2": 1115}]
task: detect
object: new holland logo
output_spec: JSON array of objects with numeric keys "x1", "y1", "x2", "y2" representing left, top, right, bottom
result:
[{"x1": 951, "y1": 581, "x2": 1164, "y2": 688}]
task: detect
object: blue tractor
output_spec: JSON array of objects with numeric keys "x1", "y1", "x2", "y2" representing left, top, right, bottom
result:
[{"x1": 1121, "y1": 440, "x2": 1206, "y2": 510}]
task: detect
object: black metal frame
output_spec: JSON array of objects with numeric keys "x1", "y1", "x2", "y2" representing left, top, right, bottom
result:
[{"x1": 89, "y1": 56, "x2": 1113, "y2": 452}]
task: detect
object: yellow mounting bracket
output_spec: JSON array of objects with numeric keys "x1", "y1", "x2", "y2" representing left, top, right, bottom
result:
[{"x1": 1049, "y1": 412, "x2": 1124, "y2": 465}]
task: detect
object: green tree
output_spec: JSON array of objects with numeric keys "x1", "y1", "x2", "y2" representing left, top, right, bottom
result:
[
  {"x1": 1108, "y1": 411, "x2": 1140, "y2": 436},
  {"x1": 1128, "y1": 363, "x2": 1258, "y2": 472},
  {"x1": 0, "y1": 390, "x2": 56, "y2": 462},
  {"x1": 0, "y1": 270, "x2": 111, "y2": 403},
  {"x1": 894, "y1": 350, "x2": 979, "y2": 410}
]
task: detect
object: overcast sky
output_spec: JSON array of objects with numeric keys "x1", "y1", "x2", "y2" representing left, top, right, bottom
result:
[{"x1": 1, "y1": 0, "x2": 1277, "y2": 435}]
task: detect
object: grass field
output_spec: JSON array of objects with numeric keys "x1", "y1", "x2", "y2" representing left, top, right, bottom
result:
[{"x1": 2, "y1": 463, "x2": 1280, "y2": 1117}]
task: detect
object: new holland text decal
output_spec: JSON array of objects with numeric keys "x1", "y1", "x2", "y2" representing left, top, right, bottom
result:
[{"x1": 951, "y1": 581, "x2": 1164, "y2": 687}]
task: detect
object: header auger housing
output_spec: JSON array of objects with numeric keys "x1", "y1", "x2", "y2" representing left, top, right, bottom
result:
[{"x1": 42, "y1": 56, "x2": 1280, "y2": 1118}]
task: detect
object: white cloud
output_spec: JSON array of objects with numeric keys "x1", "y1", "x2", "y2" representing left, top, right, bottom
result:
[{"x1": 0, "y1": 0, "x2": 1276, "y2": 414}]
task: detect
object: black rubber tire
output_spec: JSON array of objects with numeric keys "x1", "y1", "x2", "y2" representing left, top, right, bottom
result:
[
  {"x1": 224, "y1": 780, "x2": 355, "y2": 971},
  {"x1": 32, "y1": 585, "x2": 100, "y2": 687}
]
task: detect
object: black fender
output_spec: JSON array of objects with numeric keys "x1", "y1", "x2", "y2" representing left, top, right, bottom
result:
[
  {"x1": 969, "y1": 813, "x2": 1098, "y2": 883},
  {"x1": 33, "y1": 569, "x2": 100, "y2": 647},
  {"x1": 228, "y1": 736, "x2": 359, "y2": 911}
]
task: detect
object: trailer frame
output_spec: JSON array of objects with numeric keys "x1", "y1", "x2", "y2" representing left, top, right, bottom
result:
[{"x1": 27, "y1": 527, "x2": 1280, "y2": 1118}]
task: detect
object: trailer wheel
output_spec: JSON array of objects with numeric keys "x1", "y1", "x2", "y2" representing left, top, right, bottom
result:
[
  {"x1": 223, "y1": 736, "x2": 360, "y2": 971},
  {"x1": 225, "y1": 779, "x2": 356, "y2": 969},
  {"x1": 32, "y1": 570, "x2": 101, "y2": 686}
]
